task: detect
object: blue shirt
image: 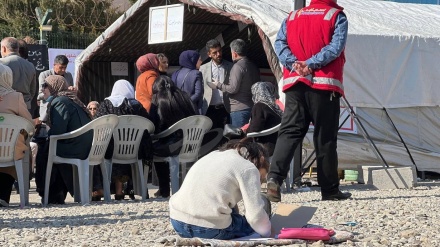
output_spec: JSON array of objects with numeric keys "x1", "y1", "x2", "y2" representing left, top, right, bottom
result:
[{"x1": 274, "y1": 12, "x2": 348, "y2": 71}]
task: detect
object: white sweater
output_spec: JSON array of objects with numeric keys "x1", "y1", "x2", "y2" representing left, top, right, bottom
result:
[{"x1": 169, "y1": 149, "x2": 271, "y2": 237}]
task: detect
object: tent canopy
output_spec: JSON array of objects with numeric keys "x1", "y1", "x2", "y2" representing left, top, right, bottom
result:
[{"x1": 76, "y1": 0, "x2": 440, "y2": 172}]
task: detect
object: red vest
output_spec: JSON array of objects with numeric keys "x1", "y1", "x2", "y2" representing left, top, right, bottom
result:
[{"x1": 283, "y1": 1, "x2": 345, "y2": 95}]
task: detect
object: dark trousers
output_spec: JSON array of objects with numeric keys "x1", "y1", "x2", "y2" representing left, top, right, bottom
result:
[
  {"x1": 0, "y1": 173, "x2": 15, "y2": 203},
  {"x1": 205, "y1": 105, "x2": 230, "y2": 129},
  {"x1": 269, "y1": 83, "x2": 340, "y2": 195}
]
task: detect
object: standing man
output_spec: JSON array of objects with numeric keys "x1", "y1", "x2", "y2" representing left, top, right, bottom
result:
[
  {"x1": 266, "y1": 0, "x2": 351, "y2": 202},
  {"x1": 0, "y1": 37, "x2": 36, "y2": 111},
  {"x1": 200, "y1": 39, "x2": 233, "y2": 129},
  {"x1": 212, "y1": 39, "x2": 260, "y2": 128},
  {"x1": 38, "y1": 55, "x2": 74, "y2": 119}
]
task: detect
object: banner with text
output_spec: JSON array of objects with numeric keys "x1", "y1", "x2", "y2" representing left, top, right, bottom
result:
[{"x1": 148, "y1": 4, "x2": 184, "y2": 44}]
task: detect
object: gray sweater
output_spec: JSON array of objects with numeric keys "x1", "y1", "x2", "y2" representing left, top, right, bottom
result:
[{"x1": 218, "y1": 57, "x2": 261, "y2": 112}]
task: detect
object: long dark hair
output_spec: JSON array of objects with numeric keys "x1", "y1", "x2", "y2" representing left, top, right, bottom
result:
[
  {"x1": 152, "y1": 75, "x2": 196, "y2": 128},
  {"x1": 219, "y1": 137, "x2": 270, "y2": 171}
]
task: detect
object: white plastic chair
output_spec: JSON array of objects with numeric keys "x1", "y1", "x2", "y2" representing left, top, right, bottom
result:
[
  {"x1": 105, "y1": 115, "x2": 155, "y2": 200},
  {"x1": 152, "y1": 115, "x2": 212, "y2": 194},
  {"x1": 198, "y1": 128, "x2": 224, "y2": 158},
  {"x1": 43, "y1": 114, "x2": 119, "y2": 205},
  {"x1": 0, "y1": 114, "x2": 34, "y2": 207}
]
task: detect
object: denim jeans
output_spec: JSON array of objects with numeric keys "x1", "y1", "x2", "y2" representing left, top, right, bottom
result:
[
  {"x1": 170, "y1": 209, "x2": 255, "y2": 240},
  {"x1": 230, "y1": 108, "x2": 251, "y2": 128}
]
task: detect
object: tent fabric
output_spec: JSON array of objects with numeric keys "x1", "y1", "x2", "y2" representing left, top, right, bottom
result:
[{"x1": 76, "y1": 0, "x2": 440, "y2": 173}]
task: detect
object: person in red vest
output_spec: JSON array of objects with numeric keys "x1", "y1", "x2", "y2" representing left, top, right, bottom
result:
[{"x1": 266, "y1": 0, "x2": 351, "y2": 202}]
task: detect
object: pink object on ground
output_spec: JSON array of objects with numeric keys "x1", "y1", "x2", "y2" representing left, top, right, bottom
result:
[{"x1": 278, "y1": 228, "x2": 335, "y2": 241}]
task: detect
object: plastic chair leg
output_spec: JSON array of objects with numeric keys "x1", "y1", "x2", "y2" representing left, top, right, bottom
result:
[
  {"x1": 135, "y1": 160, "x2": 146, "y2": 200},
  {"x1": 169, "y1": 156, "x2": 180, "y2": 195},
  {"x1": 14, "y1": 160, "x2": 26, "y2": 207},
  {"x1": 43, "y1": 158, "x2": 54, "y2": 206},
  {"x1": 104, "y1": 159, "x2": 112, "y2": 184},
  {"x1": 131, "y1": 163, "x2": 139, "y2": 196},
  {"x1": 77, "y1": 162, "x2": 90, "y2": 205},
  {"x1": 143, "y1": 164, "x2": 150, "y2": 199},
  {"x1": 99, "y1": 162, "x2": 111, "y2": 202},
  {"x1": 72, "y1": 166, "x2": 81, "y2": 203}
]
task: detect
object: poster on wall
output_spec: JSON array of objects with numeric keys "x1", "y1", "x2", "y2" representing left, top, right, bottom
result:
[
  {"x1": 148, "y1": 4, "x2": 184, "y2": 44},
  {"x1": 48, "y1": 48, "x2": 83, "y2": 84}
]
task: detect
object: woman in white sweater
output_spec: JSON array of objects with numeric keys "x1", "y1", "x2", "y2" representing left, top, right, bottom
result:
[{"x1": 169, "y1": 138, "x2": 271, "y2": 239}]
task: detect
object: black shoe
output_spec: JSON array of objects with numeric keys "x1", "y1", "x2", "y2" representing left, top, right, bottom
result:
[
  {"x1": 322, "y1": 191, "x2": 352, "y2": 201},
  {"x1": 266, "y1": 178, "x2": 281, "y2": 203}
]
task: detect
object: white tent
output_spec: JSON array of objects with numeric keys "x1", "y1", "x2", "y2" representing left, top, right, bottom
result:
[{"x1": 76, "y1": 0, "x2": 440, "y2": 173}]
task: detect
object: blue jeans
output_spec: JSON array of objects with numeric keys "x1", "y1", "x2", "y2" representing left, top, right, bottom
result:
[
  {"x1": 170, "y1": 209, "x2": 255, "y2": 240},
  {"x1": 230, "y1": 109, "x2": 251, "y2": 128}
]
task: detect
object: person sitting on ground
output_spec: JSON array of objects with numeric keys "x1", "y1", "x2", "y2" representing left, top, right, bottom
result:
[
  {"x1": 0, "y1": 64, "x2": 34, "y2": 207},
  {"x1": 157, "y1": 53, "x2": 169, "y2": 76},
  {"x1": 171, "y1": 50, "x2": 204, "y2": 113},
  {"x1": 135, "y1": 53, "x2": 160, "y2": 112},
  {"x1": 149, "y1": 75, "x2": 196, "y2": 198},
  {"x1": 35, "y1": 75, "x2": 92, "y2": 204},
  {"x1": 169, "y1": 137, "x2": 272, "y2": 239},
  {"x1": 92, "y1": 79, "x2": 154, "y2": 201},
  {"x1": 87, "y1": 101, "x2": 100, "y2": 118}
]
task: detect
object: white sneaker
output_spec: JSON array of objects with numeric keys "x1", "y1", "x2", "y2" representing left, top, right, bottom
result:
[{"x1": 0, "y1": 199, "x2": 9, "y2": 207}]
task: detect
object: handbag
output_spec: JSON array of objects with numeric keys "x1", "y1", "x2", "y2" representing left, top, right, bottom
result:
[
  {"x1": 278, "y1": 228, "x2": 335, "y2": 240},
  {"x1": 223, "y1": 124, "x2": 244, "y2": 139}
]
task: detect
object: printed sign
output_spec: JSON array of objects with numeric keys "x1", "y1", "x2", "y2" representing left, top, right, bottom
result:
[
  {"x1": 148, "y1": 4, "x2": 184, "y2": 44},
  {"x1": 111, "y1": 62, "x2": 129, "y2": 76}
]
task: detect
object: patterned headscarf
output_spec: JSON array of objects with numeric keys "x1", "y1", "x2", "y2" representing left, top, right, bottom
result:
[
  {"x1": 251, "y1": 82, "x2": 283, "y2": 117},
  {"x1": 45, "y1": 75, "x2": 91, "y2": 126},
  {"x1": 136, "y1": 53, "x2": 160, "y2": 73},
  {"x1": 105, "y1": 79, "x2": 135, "y2": 107},
  {"x1": 0, "y1": 64, "x2": 15, "y2": 96}
]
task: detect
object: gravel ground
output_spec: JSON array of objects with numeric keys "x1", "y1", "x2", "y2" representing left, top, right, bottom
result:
[{"x1": 1, "y1": 179, "x2": 440, "y2": 247}]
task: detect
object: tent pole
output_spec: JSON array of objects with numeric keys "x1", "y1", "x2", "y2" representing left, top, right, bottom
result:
[
  {"x1": 382, "y1": 107, "x2": 418, "y2": 170},
  {"x1": 290, "y1": 0, "x2": 307, "y2": 189},
  {"x1": 341, "y1": 96, "x2": 389, "y2": 167}
]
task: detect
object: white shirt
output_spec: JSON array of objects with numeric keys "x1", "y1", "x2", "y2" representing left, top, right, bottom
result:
[{"x1": 210, "y1": 61, "x2": 225, "y2": 106}]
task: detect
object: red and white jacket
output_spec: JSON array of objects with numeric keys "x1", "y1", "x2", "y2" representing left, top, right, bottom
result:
[{"x1": 283, "y1": 0, "x2": 345, "y2": 95}]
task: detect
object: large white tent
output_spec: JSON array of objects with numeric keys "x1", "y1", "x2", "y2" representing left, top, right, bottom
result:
[{"x1": 76, "y1": 0, "x2": 440, "y2": 173}]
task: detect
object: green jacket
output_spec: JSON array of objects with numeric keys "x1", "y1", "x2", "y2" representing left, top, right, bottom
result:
[{"x1": 48, "y1": 96, "x2": 92, "y2": 159}]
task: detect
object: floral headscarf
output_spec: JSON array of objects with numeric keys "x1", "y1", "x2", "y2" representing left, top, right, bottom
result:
[
  {"x1": 45, "y1": 75, "x2": 91, "y2": 126},
  {"x1": 251, "y1": 82, "x2": 283, "y2": 117}
]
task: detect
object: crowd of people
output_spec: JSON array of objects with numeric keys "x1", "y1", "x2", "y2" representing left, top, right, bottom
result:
[{"x1": 0, "y1": 0, "x2": 350, "y2": 239}]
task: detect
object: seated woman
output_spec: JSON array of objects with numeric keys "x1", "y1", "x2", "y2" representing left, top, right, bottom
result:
[
  {"x1": 92, "y1": 79, "x2": 154, "y2": 200},
  {"x1": 149, "y1": 75, "x2": 196, "y2": 198},
  {"x1": 246, "y1": 82, "x2": 283, "y2": 156},
  {"x1": 171, "y1": 50, "x2": 203, "y2": 113},
  {"x1": 0, "y1": 64, "x2": 34, "y2": 207},
  {"x1": 35, "y1": 75, "x2": 93, "y2": 204},
  {"x1": 224, "y1": 82, "x2": 282, "y2": 156},
  {"x1": 169, "y1": 138, "x2": 271, "y2": 239},
  {"x1": 87, "y1": 101, "x2": 100, "y2": 118}
]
